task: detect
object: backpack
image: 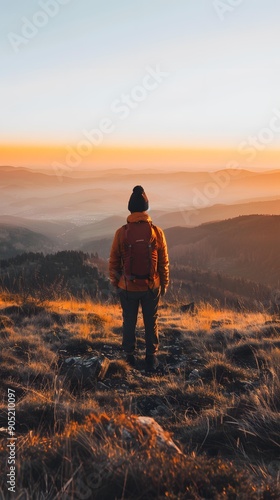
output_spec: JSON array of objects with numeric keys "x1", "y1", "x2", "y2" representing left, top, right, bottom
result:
[{"x1": 122, "y1": 222, "x2": 158, "y2": 283}]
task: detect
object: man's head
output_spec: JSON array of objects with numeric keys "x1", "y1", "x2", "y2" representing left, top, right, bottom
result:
[{"x1": 128, "y1": 185, "x2": 149, "y2": 213}]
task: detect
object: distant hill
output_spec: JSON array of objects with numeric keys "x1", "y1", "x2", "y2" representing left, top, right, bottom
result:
[
  {"x1": 64, "y1": 215, "x2": 125, "y2": 246},
  {"x1": 0, "y1": 224, "x2": 55, "y2": 259},
  {"x1": 2, "y1": 165, "x2": 280, "y2": 221},
  {"x1": 0, "y1": 216, "x2": 75, "y2": 239},
  {"x1": 80, "y1": 237, "x2": 112, "y2": 257},
  {"x1": 2, "y1": 215, "x2": 279, "y2": 289},
  {"x1": 0, "y1": 165, "x2": 74, "y2": 188},
  {"x1": 164, "y1": 215, "x2": 280, "y2": 287},
  {"x1": 77, "y1": 215, "x2": 280, "y2": 290},
  {"x1": 155, "y1": 198, "x2": 280, "y2": 228},
  {"x1": 0, "y1": 215, "x2": 126, "y2": 255}
]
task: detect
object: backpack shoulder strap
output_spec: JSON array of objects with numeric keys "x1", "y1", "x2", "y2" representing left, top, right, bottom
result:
[
  {"x1": 117, "y1": 225, "x2": 127, "y2": 250},
  {"x1": 149, "y1": 223, "x2": 159, "y2": 244}
]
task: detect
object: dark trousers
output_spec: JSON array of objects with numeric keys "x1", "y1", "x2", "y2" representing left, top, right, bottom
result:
[{"x1": 119, "y1": 288, "x2": 160, "y2": 355}]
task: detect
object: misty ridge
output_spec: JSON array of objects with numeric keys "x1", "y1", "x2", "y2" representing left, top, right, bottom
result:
[
  {"x1": 1, "y1": 165, "x2": 280, "y2": 222},
  {"x1": 1, "y1": 165, "x2": 280, "y2": 292}
]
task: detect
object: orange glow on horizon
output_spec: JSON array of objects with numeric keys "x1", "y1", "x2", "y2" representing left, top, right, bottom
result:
[{"x1": 0, "y1": 143, "x2": 279, "y2": 171}]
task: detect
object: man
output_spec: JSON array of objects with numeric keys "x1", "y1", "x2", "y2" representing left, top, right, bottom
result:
[{"x1": 109, "y1": 185, "x2": 169, "y2": 372}]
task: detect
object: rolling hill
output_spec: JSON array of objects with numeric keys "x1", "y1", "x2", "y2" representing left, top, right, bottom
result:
[
  {"x1": 0, "y1": 224, "x2": 55, "y2": 259},
  {"x1": 164, "y1": 214, "x2": 280, "y2": 287},
  {"x1": 0, "y1": 215, "x2": 75, "y2": 239},
  {"x1": 2, "y1": 165, "x2": 280, "y2": 222},
  {"x1": 1, "y1": 214, "x2": 280, "y2": 290},
  {"x1": 64, "y1": 214, "x2": 280, "y2": 290},
  {"x1": 155, "y1": 198, "x2": 280, "y2": 228}
]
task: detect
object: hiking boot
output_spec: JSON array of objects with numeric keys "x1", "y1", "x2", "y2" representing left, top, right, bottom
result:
[
  {"x1": 126, "y1": 354, "x2": 136, "y2": 367},
  {"x1": 145, "y1": 354, "x2": 159, "y2": 372}
]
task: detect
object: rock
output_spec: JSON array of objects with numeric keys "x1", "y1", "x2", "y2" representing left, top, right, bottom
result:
[
  {"x1": 187, "y1": 369, "x2": 202, "y2": 384},
  {"x1": 136, "y1": 417, "x2": 182, "y2": 454},
  {"x1": 188, "y1": 369, "x2": 200, "y2": 380},
  {"x1": 106, "y1": 415, "x2": 182, "y2": 454},
  {"x1": 61, "y1": 354, "x2": 110, "y2": 387}
]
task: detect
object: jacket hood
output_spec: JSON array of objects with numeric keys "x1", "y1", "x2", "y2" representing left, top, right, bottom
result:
[{"x1": 127, "y1": 212, "x2": 152, "y2": 223}]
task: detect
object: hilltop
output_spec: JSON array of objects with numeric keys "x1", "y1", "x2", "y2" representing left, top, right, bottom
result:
[
  {"x1": 165, "y1": 215, "x2": 280, "y2": 287},
  {"x1": 0, "y1": 293, "x2": 279, "y2": 498}
]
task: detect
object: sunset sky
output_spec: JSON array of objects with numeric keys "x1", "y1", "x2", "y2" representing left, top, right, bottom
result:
[{"x1": 1, "y1": 0, "x2": 280, "y2": 170}]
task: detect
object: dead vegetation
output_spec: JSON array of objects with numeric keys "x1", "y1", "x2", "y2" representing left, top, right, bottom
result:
[{"x1": 0, "y1": 294, "x2": 279, "y2": 499}]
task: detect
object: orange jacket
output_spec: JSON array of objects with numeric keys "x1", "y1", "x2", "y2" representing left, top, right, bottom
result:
[{"x1": 109, "y1": 212, "x2": 169, "y2": 292}]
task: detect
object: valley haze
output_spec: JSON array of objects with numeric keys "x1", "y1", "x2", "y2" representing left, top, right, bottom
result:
[
  {"x1": 1, "y1": 165, "x2": 280, "y2": 223},
  {"x1": 1, "y1": 165, "x2": 280, "y2": 290}
]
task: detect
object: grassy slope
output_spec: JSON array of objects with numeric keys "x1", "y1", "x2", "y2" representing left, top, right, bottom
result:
[{"x1": 0, "y1": 296, "x2": 279, "y2": 499}]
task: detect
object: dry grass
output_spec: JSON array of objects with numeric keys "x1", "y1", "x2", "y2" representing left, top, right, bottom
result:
[{"x1": 0, "y1": 294, "x2": 279, "y2": 499}]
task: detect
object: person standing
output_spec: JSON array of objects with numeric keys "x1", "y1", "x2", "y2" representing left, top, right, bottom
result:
[{"x1": 109, "y1": 186, "x2": 169, "y2": 372}]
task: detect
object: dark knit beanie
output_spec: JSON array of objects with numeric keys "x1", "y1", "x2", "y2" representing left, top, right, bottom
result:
[{"x1": 128, "y1": 186, "x2": 149, "y2": 213}]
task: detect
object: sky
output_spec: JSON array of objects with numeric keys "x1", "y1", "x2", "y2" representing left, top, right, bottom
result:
[{"x1": 1, "y1": 0, "x2": 280, "y2": 170}]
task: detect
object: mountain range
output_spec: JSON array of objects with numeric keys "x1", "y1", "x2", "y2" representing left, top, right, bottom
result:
[
  {"x1": 1, "y1": 214, "x2": 279, "y2": 289},
  {"x1": 1, "y1": 166, "x2": 280, "y2": 289},
  {"x1": 2, "y1": 165, "x2": 280, "y2": 221},
  {"x1": 165, "y1": 214, "x2": 280, "y2": 288}
]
